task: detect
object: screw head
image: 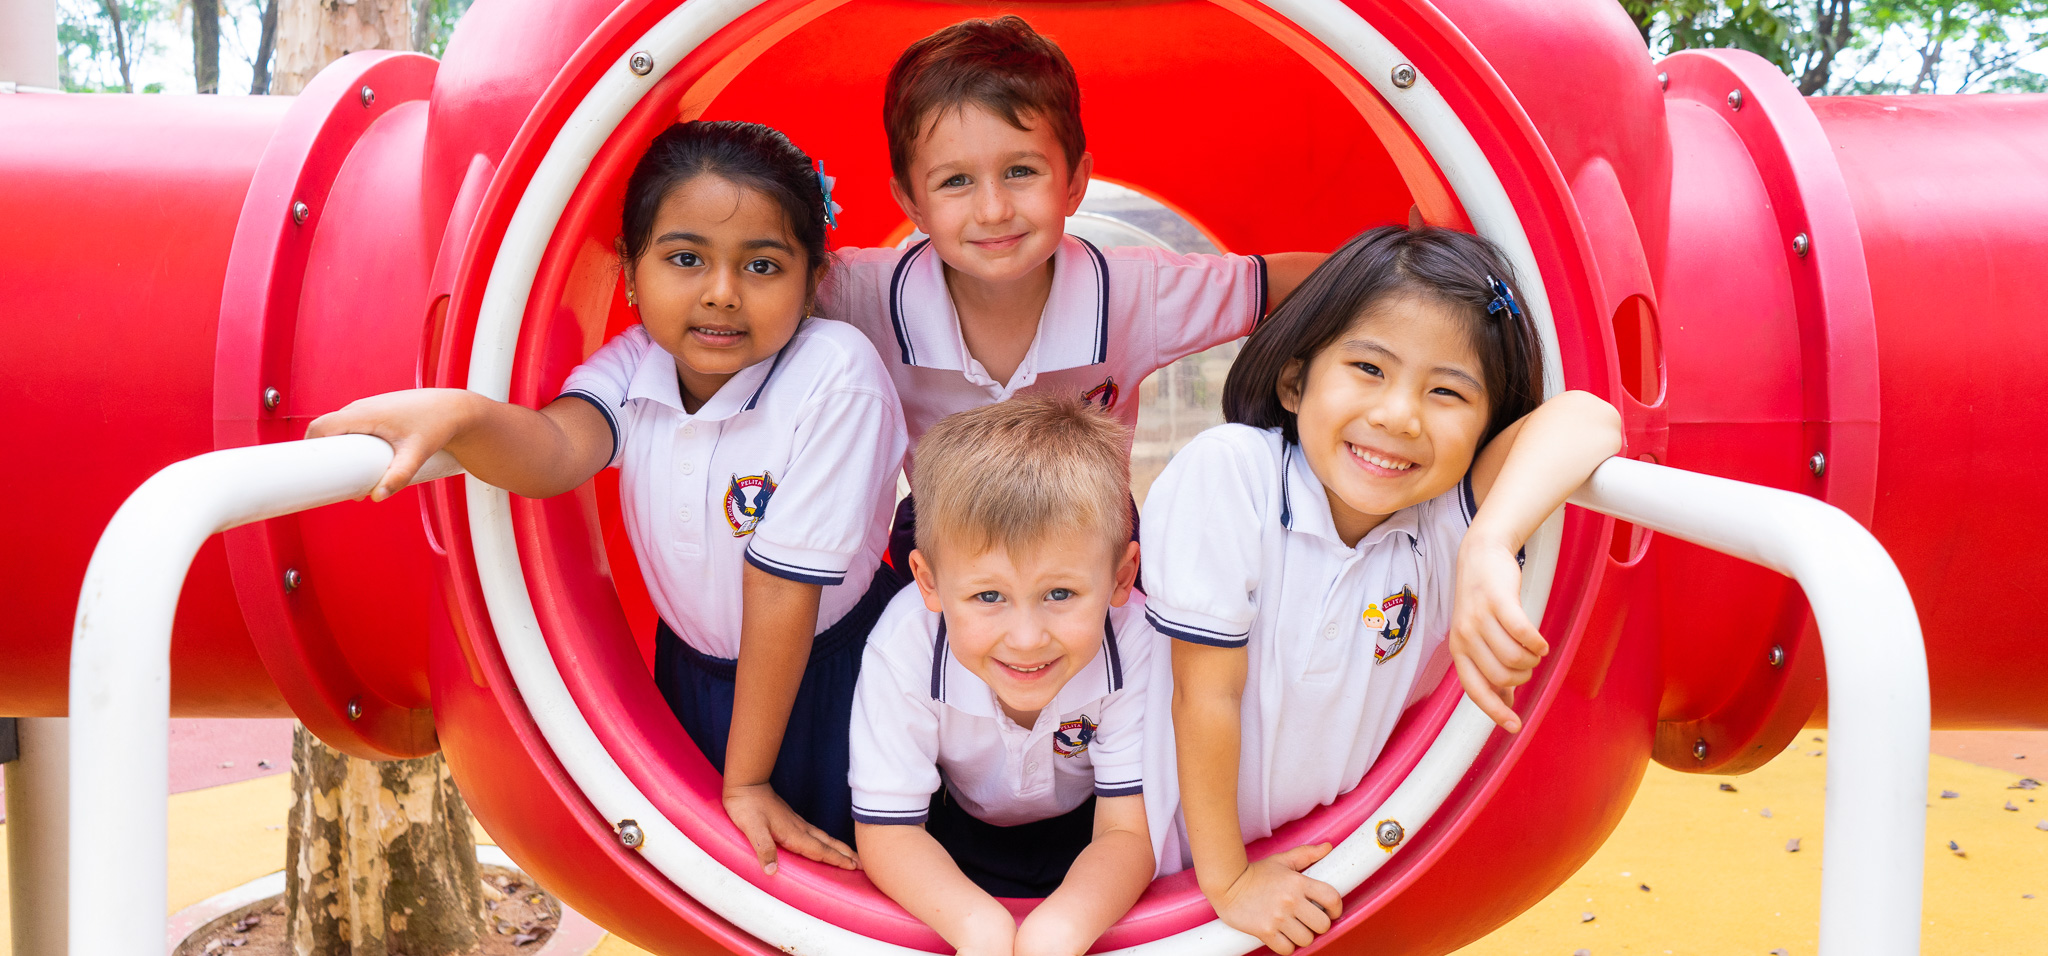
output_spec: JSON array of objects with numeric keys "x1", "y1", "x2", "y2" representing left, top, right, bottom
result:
[
  {"x1": 1809, "y1": 452, "x2": 1827, "y2": 477},
  {"x1": 1375, "y1": 818, "x2": 1405, "y2": 849},
  {"x1": 617, "y1": 818, "x2": 646, "y2": 848},
  {"x1": 1657, "y1": 71, "x2": 1668, "y2": 90},
  {"x1": 291, "y1": 200, "x2": 309, "y2": 225},
  {"x1": 1727, "y1": 89, "x2": 1744, "y2": 110},
  {"x1": 1693, "y1": 738, "x2": 1709, "y2": 761},
  {"x1": 1390, "y1": 63, "x2": 1417, "y2": 89},
  {"x1": 262, "y1": 386, "x2": 282, "y2": 411},
  {"x1": 1767, "y1": 644, "x2": 1786, "y2": 668},
  {"x1": 629, "y1": 51, "x2": 654, "y2": 76},
  {"x1": 1792, "y1": 232, "x2": 1811, "y2": 258},
  {"x1": 283, "y1": 567, "x2": 303, "y2": 592},
  {"x1": 359, "y1": 85, "x2": 375, "y2": 107},
  {"x1": 346, "y1": 697, "x2": 363, "y2": 721}
]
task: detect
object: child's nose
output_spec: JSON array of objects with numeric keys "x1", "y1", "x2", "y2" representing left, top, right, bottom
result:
[
  {"x1": 974, "y1": 181, "x2": 1013, "y2": 223},
  {"x1": 702, "y1": 270, "x2": 740, "y2": 311}
]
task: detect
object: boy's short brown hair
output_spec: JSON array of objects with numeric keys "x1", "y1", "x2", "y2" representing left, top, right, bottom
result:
[
  {"x1": 882, "y1": 16, "x2": 1086, "y2": 187},
  {"x1": 912, "y1": 395, "x2": 1131, "y2": 560}
]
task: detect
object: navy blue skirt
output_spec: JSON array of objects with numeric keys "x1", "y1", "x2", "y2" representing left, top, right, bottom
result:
[{"x1": 653, "y1": 565, "x2": 899, "y2": 845}]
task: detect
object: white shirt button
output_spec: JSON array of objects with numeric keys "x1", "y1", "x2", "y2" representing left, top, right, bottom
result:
[
  {"x1": 679, "y1": 507, "x2": 692, "y2": 522},
  {"x1": 679, "y1": 460, "x2": 693, "y2": 475},
  {"x1": 1323, "y1": 623, "x2": 1339, "y2": 640},
  {"x1": 1026, "y1": 762, "x2": 1039, "y2": 774},
  {"x1": 681, "y1": 424, "x2": 696, "y2": 438}
]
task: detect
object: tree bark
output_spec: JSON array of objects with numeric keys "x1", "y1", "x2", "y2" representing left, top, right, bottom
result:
[
  {"x1": 271, "y1": 0, "x2": 412, "y2": 95},
  {"x1": 99, "y1": 0, "x2": 132, "y2": 92},
  {"x1": 193, "y1": 0, "x2": 220, "y2": 93},
  {"x1": 251, "y1": 0, "x2": 281, "y2": 93},
  {"x1": 284, "y1": 724, "x2": 484, "y2": 956}
]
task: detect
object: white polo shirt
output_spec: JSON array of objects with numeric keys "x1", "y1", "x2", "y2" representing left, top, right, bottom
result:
[
  {"x1": 557, "y1": 318, "x2": 906, "y2": 660},
  {"x1": 848, "y1": 586, "x2": 1155, "y2": 828},
  {"x1": 1135, "y1": 424, "x2": 1465, "y2": 873},
  {"x1": 817, "y1": 236, "x2": 1266, "y2": 450}
]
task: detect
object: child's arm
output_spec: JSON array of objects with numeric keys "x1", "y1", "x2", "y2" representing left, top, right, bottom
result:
[
  {"x1": 1259, "y1": 253, "x2": 1327, "y2": 312},
  {"x1": 306, "y1": 389, "x2": 613, "y2": 500},
  {"x1": 1012, "y1": 795, "x2": 1153, "y2": 956},
  {"x1": 1453, "y1": 390, "x2": 1625, "y2": 731},
  {"x1": 722, "y1": 564, "x2": 858, "y2": 873},
  {"x1": 1173, "y1": 642, "x2": 1343, "y2": 956},
  {"x1": 858, "y1": 822, "x2": 1017, "y2": 956}
]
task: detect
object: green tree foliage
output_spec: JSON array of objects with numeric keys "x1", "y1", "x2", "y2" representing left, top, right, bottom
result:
[{"x1": 1625, "y1": 0, "x2": 2047, "y2": 93}]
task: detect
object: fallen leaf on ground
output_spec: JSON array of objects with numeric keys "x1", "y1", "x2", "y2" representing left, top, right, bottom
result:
[
  {"x1": 1808, "y1": 750, "x2": 1824, "y2": 757},
  {"x1": 1761, "y1": 807, "x2": 1773, "y2": 818},
  {"x1": 1719, "y1": 783, "x2": 1737, "y2": 792},
  {"x1": 2008, "y1": 802, "x2": 2020, "y2": 811},
  {"x1": 1949, "y1": 840, "x2": 1966, "y2": 858},
  {"x1": 1639, "y1": 883, "x2": 1652, "y2": 892},
  {"x1": 2012, "y1": 778, "x2": 2041, "y2": 790},
  {"x1": 1787, "y1": 838, "x2": 1802, "y2": 852},
  {"x1": 1940, "y1": 790, "x2": 1959, "y2": 799},
  {"x1": 1580, "y1": 912, "x2": 1595, "y2": 922}
]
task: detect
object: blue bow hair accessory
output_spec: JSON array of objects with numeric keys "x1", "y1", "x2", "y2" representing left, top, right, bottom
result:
[
  {"x1": 815, "y1": 160, "x2": 842, "y2": 229},
  {"x1": 1486, "y1": 275, "x2": 1523, "y2": 321}
]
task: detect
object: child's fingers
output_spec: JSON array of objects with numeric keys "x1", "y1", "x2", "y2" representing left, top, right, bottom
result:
[
  {"x1": 373, "y1": 443, "x2": 434, "y2": 501},
  {"x1": 739, "y1": 818, "x2": 780, "y2": 875},
  {"x1": 1277, "y1": 915, "x2": 1317, "y2": 950},
  {"x1": 1453, "y1": 655, "x2": 1522, "y2": 733},
  {"x1": 1462, "y1": 628, "x2": 1521, "y2": 690},
  {"x1": 1275, "y1": 841, "x2": 1333, "y2": 872},
  {"x1": 1497, "y1": 601, "x2": 1549, "y2": 657},
  {"x1": 1292, "y1": 896, "x2": 1334, "y2": 936},
  {"x1": 1304, "y1": 875, "x2": 1345, "y2": 921},
  {"x1": 1476, "y1": 616, "x2": 1541, "y2": 678},
  {"x1": 782, "y1": 824, "x2": 859, "y2": 870}
]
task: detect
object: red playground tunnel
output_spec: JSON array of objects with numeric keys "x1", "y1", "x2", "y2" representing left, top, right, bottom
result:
[{"x1": 2, "y1": 0, "x2": 2046, "y2": 952}]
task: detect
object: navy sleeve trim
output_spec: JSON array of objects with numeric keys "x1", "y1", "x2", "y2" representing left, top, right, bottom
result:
[
  {"x1": 930, "y1": 618, "x2": 948, "y2": 701},
  {"x1": 1250, "y1": 253, "x2": 1271, "y2": 323},
  {"x1": 1101, "y1": 614, "x2": 1124, "y2": 693},
  {"x1": 558, "y1": 389, "x2": 619, "y2": 465},
  {"x1": 1094, "y1": 783, "x2": 1144, "y2": 798},
  {"x1": 743, "y1": 547, "x2": 846, "y2": 586},
  {"x1": 852, "y1": 807, "x2": 930, "y2": 826},
  {"x1": 1145, "y1": 607, "x2": 1249, "y2": 649},
  {"x1": 1459, "y1": 471, "x2": 1478, "y2": 523}
]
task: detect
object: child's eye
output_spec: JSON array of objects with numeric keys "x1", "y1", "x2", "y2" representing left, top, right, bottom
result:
[
  {"x1": 1046, "y1": 588, "x2": 1075, "y2": 602},
  {"x1": 1005, "y1": 165, "x2": 1038, "y2": 180},
  {"x1": 669, "y1": 251, "x2": 702, "y2": 268},
  {"x1": 973, "y1": 590, "x2": 1003, "y2": 604},
  {"x1": 1431, "y1": 386, "x2": 1469, "y2": 401},
  {"x1": 1352, "y1": 362, "x2": 1384, "y2": 377},
  {"x1": 941, "y1": 173, "x2": 970, "y2": 189},
  {"x1": 745, "y1": 258, "x2": 779, "y2": 276}
]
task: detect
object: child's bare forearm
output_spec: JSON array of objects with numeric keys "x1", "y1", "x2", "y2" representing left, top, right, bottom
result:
[
  {"x1": 1467, "y1": 390, "x2": 1623, "y2": 552},
  {"x1": 724, "y1": 565, "x2": 822, "y2": 789},
  {"x1": 858, "y1": 823, "x2": 1015, "y2": 956},
  {"x1": 1016, "y1": 818, "x2": 1152, "y2": 956},
  {"x1": 1259, "y1": 252, "x2": 1328, "y2": 310},
  {"x1": 1172, "y1": 644, "x2": 1251, "y2": 902},
  {"x1": 440, "y1": 394, "x2": 610, "y2": 497}
]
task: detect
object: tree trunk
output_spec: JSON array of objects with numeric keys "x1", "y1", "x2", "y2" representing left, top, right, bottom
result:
[
  {"x1": 251, "y1": 0, "x2": 281, "y2": 93},
  {"x1": 99, "y1": 0, "x2": 132, "y2": 92},
  {"x1": 284, "y1": 724, "x2": 484, "y2": 956},
  {"x1": 193, "y1": 0, "x2": 220, "y2": 93},
  {"x1": 271, "y1": 0, "x2": 411, "y2": 95}
]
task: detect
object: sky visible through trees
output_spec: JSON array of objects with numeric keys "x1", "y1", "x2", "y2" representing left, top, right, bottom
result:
[{"x1": 44, "y1": 0, "x2": 2048, "y2": 96}]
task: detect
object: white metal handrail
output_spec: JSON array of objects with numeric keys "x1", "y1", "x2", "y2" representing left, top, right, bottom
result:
[
  {"x1": 1567, "y1": 455, "x2": 1928, "y2": 954},
  {"x1": 67, "y1": 436, "x2": 459, "y2": 956},
  {"x1": 67, "y1": 445, "x2": 1924, "y2": 955}
]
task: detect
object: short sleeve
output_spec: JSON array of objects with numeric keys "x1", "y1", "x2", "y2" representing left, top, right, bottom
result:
[
  {"x1": 847, "y1": 627, "x2": 943, "y2": 825},
  {"x1": 1144, "y1": 250, "x2": 1268, "y2": 366},
  {"x1": 1138, "y1": 427, "x2": 1272, "y2": 647},
  {"x1": 814, "y1": 246, "x2": 902, "y2": 356},
  {"x1": 1089, "y1": 607, "x2": 1156, "y2": 798},
  {"x1": 744, "y1": 376, "x2": 907, "y2": 586},
  {"x1": 558, "y1": 326, "x2": 646, "y2": 469}
]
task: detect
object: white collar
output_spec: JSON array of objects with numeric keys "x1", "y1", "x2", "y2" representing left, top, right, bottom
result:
[
  {"x1": 928, "y1": 614, "x2": 1125, "y2": 726},
  {"x1": 1279, "y1": 442, "x2": 1429, "y2": 551},
  {"x1": 623, "y1": 321, "x2": 795, "y2": 421},
  {"x1": 887, "y1": 235, "x2": 1110, "y2": 381}
]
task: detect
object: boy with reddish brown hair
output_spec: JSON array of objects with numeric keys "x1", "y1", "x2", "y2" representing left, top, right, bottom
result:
[{"x1": 819, "y1": 15, "x2": 1325, "y2": 463}]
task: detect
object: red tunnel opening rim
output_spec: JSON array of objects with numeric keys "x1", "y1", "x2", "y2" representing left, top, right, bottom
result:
[{"x1": 429, "y1": 0, "x2": 1618, "y2": 950}]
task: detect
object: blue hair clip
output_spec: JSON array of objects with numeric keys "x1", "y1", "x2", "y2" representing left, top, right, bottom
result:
[
  {"x1": 1486, "y1": 275, "x2": 1523, "y2": 320},
  {"x1": 814, "y1": 160, "x2": 842, "y2": 230}
]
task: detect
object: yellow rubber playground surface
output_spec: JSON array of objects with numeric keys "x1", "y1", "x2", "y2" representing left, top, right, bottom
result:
[{"x1": 3, "y1": 731, "x2": 2042, "y2": 955}]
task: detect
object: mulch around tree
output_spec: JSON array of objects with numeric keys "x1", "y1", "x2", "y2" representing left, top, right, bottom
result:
[{"x1": 174, "y1": 864, "x2": 561, "y2": 955}]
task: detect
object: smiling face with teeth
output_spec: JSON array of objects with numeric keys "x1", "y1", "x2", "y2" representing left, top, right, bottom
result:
[
  {"x1": 908, "y1": 529, "x2": 1141, "y2": 729},
  {"x1": 623, "y1": 174, "x2": 817, "y2": 412},
  {"x1": 1279, "y1": 294, "x2": 1492, "y2": 546}
]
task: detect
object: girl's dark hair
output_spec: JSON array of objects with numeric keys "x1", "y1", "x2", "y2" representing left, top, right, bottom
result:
[
  {"x1": 1223, "y1": 225, "x2": 1545, "y2": 447},
  {"x1": 620, "y1": 120, "x2": 830, "y2": 278}
]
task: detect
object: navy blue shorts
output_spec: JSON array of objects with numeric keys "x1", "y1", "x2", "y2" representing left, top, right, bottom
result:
[
  {"x1": 925, "y1": 787, "x2": 1098, "y2": 899},
  {"x1": 653, "y1": 565, "x2": 899, "y2": 846}
]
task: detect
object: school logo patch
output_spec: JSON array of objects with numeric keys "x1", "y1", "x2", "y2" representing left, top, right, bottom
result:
[
  {"x1": 1081, "y1": 376, "x2": 1119, "y2": 411},
  {"x1": 1053, "y1": 715, "x2": 1097, "y2": 757},
  {"x1": 723, "y1": 472, "x2": 776, "y2": 537},
  {"x1": 1373, "y1": 586, "x2": 1417, "y2": 664}
]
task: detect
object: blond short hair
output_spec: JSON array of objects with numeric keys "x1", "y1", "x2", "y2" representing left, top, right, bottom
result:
[{"x1": 912, "y1": 395, "x2": 1132, "y2": 560}]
